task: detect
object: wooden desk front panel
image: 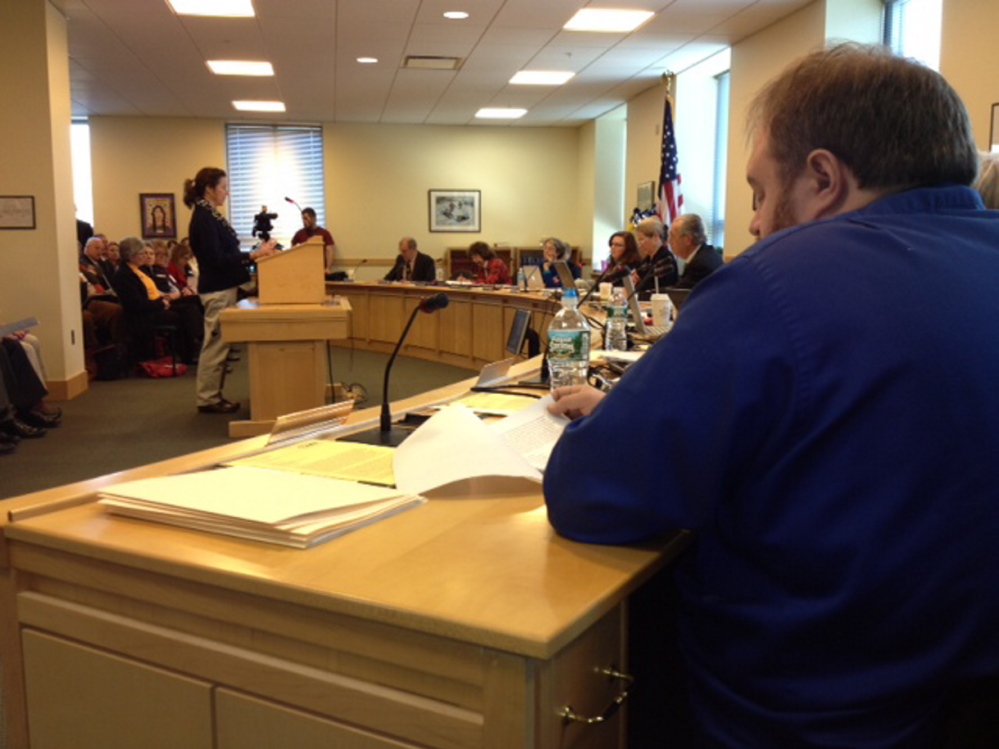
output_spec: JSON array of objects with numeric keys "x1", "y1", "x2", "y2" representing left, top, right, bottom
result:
[
  {"x1": 12, "y1": 541, "x2": 630, "y2": 749},
  {"x1": 331, "y1": 284, "x2": 559, "y2": 370}
]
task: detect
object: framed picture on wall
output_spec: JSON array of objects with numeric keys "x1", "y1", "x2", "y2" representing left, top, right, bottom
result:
[
  {"x1": 991, "y1": 103, "x2": 999, "y2": 153},
  {"x1": 140, "y1": 193, "x2": 177, "y2": 239},
  {"x1": 0, "y1": 196, "x2": 36, "y2": 230},
  {"x1": 637, "y1": 181, "x2": 655, "y2": 212},
  {"x1": 429, "y1": 189, "x2": 481, "y2": 232}
]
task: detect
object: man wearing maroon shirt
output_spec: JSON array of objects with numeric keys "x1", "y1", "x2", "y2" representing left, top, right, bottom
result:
[{"x1": 291, "y1": 207, "x2": 336, "y2": 273}]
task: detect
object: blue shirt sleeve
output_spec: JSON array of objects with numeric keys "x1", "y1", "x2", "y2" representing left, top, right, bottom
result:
[{"x1": 544, "y1": 258, "x2": 798, "y2": 544}]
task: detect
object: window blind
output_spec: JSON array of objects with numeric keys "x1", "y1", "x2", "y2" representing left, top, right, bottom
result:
[{"x1": 225, "y1": 124, "x2": 325, "y2": 248}]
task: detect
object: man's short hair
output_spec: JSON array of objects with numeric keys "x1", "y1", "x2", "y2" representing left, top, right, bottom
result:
[
  {"x1": 401, "y1": 236, "x2": 417, "y2": 251},
  {"x1": 301, "y1": 207, "x2": 316, "y2": 220},
  {"x1": 748, "y1": 43, "x2": 978, "y2": 192},
  {"x1": 674, "y1": 214, "x2": 707, "y2": 246}
]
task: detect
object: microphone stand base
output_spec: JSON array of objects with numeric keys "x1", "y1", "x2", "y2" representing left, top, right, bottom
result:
[{"x1": 340, "y1": 424, "x2": 416, "y2": 447}]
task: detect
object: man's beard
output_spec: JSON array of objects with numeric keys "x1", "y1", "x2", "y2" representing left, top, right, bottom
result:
[{"x1": 769, "y1": 184, "x2": 798, "y2": 236}]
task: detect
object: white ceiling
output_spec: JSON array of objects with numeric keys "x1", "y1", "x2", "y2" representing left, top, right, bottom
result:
[{"x1": 54, "y1": 0, "x2": 812, "y2": 127}]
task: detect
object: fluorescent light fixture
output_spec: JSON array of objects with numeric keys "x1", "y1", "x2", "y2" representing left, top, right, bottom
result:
[
  {"x1": 563, "y1": 9, "x2": 654, "y2": 32},
  {"x1": 167, "y1": 0, "x2": 255, "y2": 18},
  {"x1": 443, "y1": 11, "x2": 469, "y2": 19},
  {"x1": 232, "y1": 100, "x2": 286, "y2": 112},
  {"x1": 356, "y1": 57, "x2": 379, "y2": 64},
  {"x1": 510, "y1": 70, "x2": 575, "y2": 86},
  {"x1": 207, "y1": 60, "x2": 273, "y2": 76},
  {"x1": 475, "y1": 107, "x2": 527, "y2": 119}
]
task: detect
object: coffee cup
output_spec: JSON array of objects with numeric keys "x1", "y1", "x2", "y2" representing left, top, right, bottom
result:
[
  {"x1": 599, "y1": 282, "x2": 613, "y2": 301},
  {"x1": 651, "y1": 293, "x2": 673, "y2": 328}
]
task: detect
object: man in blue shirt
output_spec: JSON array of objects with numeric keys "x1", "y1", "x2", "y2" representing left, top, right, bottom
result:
[{"x1": 545, "y1": 44, "x2": 999, "y2": 748}]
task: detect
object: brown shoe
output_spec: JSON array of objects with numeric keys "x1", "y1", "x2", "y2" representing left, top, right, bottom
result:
[{"x1": 197, "y1": 398, "x2": 240, "y2": 414}]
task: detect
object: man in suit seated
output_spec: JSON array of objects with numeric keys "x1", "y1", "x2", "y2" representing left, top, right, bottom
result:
[
  {"x1": 669, "y1": 214, "x2": 723, "y2": 290},
  {"x1": 384, "y1": 237, "x2": 436, "y2": 282}
]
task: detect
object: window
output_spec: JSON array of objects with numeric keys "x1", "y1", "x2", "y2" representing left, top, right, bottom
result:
[
  {"x1": 883, "y1": 0, "x2": 942, "y2": 70},
  {"x1": 71, "y1": 120, "x2": 94, "y2": 226},
  {"x1": 225, "y1": 124, "x2": 325, "y2": 248},
  {"x1": 712, "y1": 70, "x2": 730, "y2": 251}
]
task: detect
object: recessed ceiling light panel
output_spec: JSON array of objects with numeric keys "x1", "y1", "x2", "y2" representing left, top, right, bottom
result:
[
  {"x1": 475, "y1": 107, "x2": 527, "y2": 119},
  {"x1": 563, "y1": 9, "x2": 654, "y2": 32},
  {"x1": 357, "y1": 57, "x2": 379, "y2": 64},
  {"x1": 207, "y1": 60, "x2": 273, "y2": 76},
  {"x1": 167, "y1": 0, "x2": 255, "y2": 18},
  {"x1": 510, "y1": 70, "x2": 575, "y2": 85},
  {"x1": 443, "y1": 11, "x2": 470, "y2": 19},
  {"x1": 232, "y1": 100, "x2": 286, "y2": 112}
]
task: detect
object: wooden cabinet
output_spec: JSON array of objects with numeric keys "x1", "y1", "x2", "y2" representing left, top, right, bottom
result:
[{"x1": 22, "y1": 630, "x2": 214, "y2": 749}]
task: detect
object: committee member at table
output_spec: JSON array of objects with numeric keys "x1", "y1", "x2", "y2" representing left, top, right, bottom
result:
[
  {"x1": 384, "y1": 236, "x2": 435, "y2": 282},
  {"x1": 184, "y1": 167, "x2": 275, "y2": 414},
  {"x1": 632, "y1": 217, "x2": 678, "y2": 299},
  {"x1": 544, "y1": 44, "x2": 999, "y2": 748},
  {"x1": 669, "y1": 214, "x2": 723, "y2": 290}
]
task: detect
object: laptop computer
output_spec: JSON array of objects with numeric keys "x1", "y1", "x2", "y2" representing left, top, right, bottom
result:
[
  {"x1": 666, "y1": 288, "x2": 691, "y2": 311},
  {"x1": 621, "y1": 275, "x2": 671, "y2": 340},
  {"x1": 554, "y1": 260, "x2": 577, "y2": 290},
  {"x1": 523, "y1": 264, "x2": 544, "y2": 290}
]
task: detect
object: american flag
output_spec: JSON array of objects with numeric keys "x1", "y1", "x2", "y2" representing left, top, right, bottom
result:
[{"x1": 657, "y1": 97, "x2": 683, "y2": 227}]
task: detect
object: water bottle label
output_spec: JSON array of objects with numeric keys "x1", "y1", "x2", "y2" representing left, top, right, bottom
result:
[{"x1": 548, "y1": 330, "x2": 590, "y2": 361}]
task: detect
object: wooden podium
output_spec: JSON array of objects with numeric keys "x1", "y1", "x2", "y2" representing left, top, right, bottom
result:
[
  {"x1": 221, "y1": 240, "x2": 350, "y2": 438},
  {"x1": 256, "y1": 239, "x2": 325, "y2": 305}
]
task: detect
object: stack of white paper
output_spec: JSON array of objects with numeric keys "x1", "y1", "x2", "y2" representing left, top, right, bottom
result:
[{"x1": 98, "y1": 466, "x2": 424, "y2": 548}]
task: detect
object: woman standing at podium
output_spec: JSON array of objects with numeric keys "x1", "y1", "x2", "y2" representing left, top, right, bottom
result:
[{"x1": 184, "y1": 167, "x2": 275, "y2": 414}]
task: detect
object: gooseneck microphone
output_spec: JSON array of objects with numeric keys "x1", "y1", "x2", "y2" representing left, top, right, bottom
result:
[
  {"x1": 284, "y1": 196, "x2": 303, "y2": 213},
  {"x1": 374, "y1": 293, "x2": 449, "y2": 445}
]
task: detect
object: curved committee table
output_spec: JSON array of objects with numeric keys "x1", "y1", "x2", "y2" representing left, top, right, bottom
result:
[
  {"x1": 328, "y1": 282, "x2": 564, "y2": 371},
  {"x1": 0, "y1": 359, "x2": 687, "y2": 749}
]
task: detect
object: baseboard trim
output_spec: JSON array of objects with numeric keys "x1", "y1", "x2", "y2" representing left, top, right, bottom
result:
[{"x1": 46, "y1": 369, "x2": 89, "y2": 401}]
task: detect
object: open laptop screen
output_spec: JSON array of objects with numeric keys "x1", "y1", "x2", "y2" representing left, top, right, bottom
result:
[
  {"x1": 554, "y1": 261, "x2": 577, "y2": 291},
  {"x1": 506, "y1": 308, "x2": 531, "y2": 355},
  {"x1": 620, "y1": 274, "x2": 647, "y2": 334}
]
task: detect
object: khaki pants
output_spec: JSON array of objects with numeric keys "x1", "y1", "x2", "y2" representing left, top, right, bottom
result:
[{"x1": 195, "y1": 288, "x2": 237, "y2": 406}]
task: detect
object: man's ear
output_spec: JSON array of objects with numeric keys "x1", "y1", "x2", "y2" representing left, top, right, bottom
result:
[{"x1": 798, "y1": 148, "x2": 855, "y2": 221}]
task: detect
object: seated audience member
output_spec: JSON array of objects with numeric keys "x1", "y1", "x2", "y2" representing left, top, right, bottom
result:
[
  {"x1": 291, "y1": 207, "x2": 337, "y2": 274},
  {"x1": 603, "y1": 231, "x2": 642, "y2": 286},
  {"x1": 113, "y1": 236, "x2": 197, "y2": 364},
  {"x1": 0, "y1": 367, "x2": 16, "y2": 455},
  {"x1": 632, "y1": 217, "x2": 678, "y2": 299},
  {"x1": 544, "y1": 44, "x2": 999, "y2": 748},
  {"x1": 976, "y1": 151, "x2": 999, "y2": 209},
  {"x1": 80, "y1": 236, "x2": 116, "y2": 296},
  {"x1": 540, "y1": 237, "x2": 581, "y2": 288},
  {"x1": 384, "y1": 237, "x2": 436, "y2": 282},
  {"x1": 669, "y1": 214, "x2": 723, "y2": 290},
  {"x1": 0, "y1": 339, "x2": 58, "y2": 440},
  {"x1": 468, "y1": 242, "x2": 511, "y2": 285},
  {"x1": 104, "y1": 240, "x2": 121, "y2": 274},
  {"x1": 168, "y1": 241, "x2": 198, "y2": 293}
]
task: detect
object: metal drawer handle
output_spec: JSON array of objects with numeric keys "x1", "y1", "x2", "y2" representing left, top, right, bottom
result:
[{"x1": 559, "y1": 666, "x2": 634, "y2": 725}]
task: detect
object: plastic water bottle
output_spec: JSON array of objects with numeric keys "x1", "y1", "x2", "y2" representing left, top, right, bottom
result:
[
  {"x1": 605, "y1": 289, "x2": 628, "y2": 351},
  {"x1": 547, "y1": 288, "x2": 591, "y2": 388},
  {"x1": 435, "y1": 265, "x2": 444, "y2": 283},
  {"x1": 517, "y1": 266, "x2": 526, "y2": 291}
]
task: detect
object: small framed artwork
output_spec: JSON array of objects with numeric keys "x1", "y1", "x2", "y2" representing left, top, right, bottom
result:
[
  {"x1": 140, "y1": 193, "x2": 177, "y2": 239},
  {"x1": 429, "y1": 189, "x2": 481, "y2": 233},
  {"x1": 637, "y1": 181, "x2": 655, "y2": 212},
  {"x1": 991, "y1": 103, "x2": 999, "y2": 153},
  {"x1": 0, "y1": 196, "x2": 36, "y2": 230}
]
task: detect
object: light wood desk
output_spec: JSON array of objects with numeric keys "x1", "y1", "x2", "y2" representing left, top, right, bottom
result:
[
  {"x1": 0, "y1": 361, "x2": 687, "y2": 749},
  {"x1": 220, "y1": 298, "x2": 351, "y2": 438}
]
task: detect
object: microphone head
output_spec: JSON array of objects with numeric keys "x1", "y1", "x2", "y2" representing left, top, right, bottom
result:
[
  {"x1": 284, "y1": 197, "x2": 295, "y2": 203},
  {"x1": 418, "y1": 293, "x2": 449, "y2": 314}
]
